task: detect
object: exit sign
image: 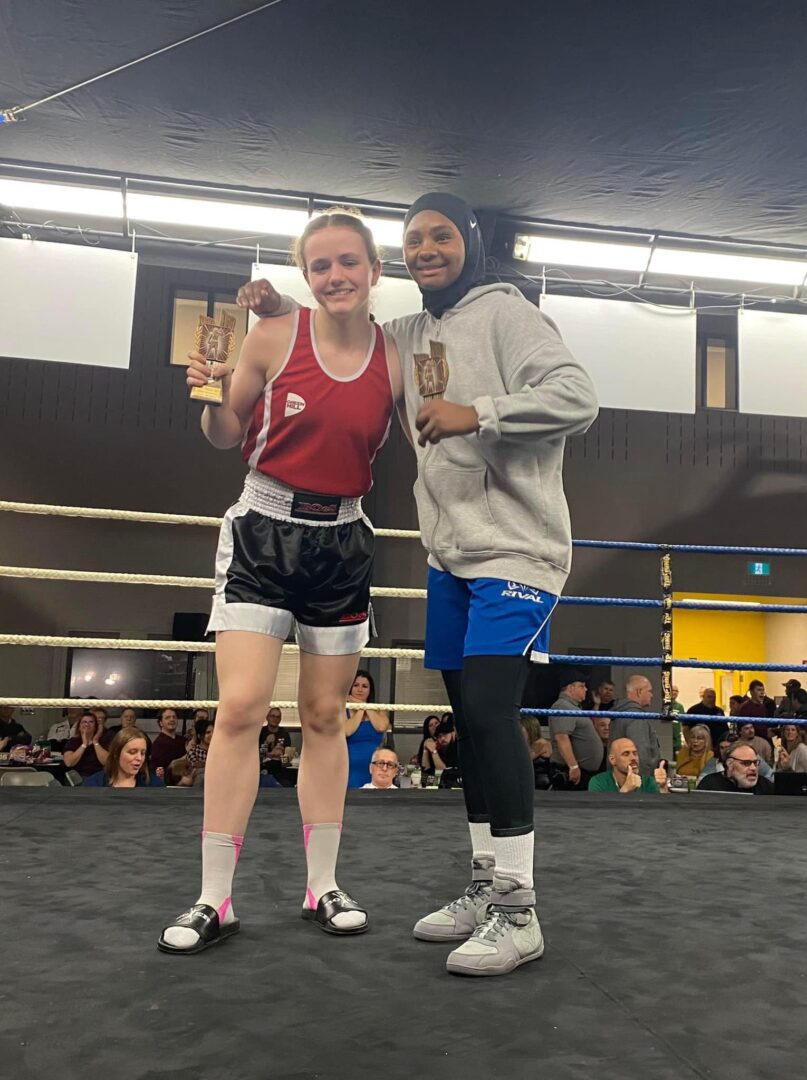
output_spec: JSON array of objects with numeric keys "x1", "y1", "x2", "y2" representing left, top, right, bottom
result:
[{"x1": 748, "y1": 561, "x2": 771, "y2": 576}]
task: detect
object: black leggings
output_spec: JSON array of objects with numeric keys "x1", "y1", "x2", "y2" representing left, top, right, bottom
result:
[{"x1": 442, "y1": 655, "x2": 534, "y2": 837}]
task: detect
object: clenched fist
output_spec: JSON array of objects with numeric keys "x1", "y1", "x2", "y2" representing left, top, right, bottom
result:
[{"x1": 415, "y1": 400, "x2": 480, "y2": 446}]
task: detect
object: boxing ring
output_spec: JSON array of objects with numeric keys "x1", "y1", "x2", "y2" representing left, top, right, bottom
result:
[{"x1": 2, "y1": 497, "x2": 807, "y2": 1080}]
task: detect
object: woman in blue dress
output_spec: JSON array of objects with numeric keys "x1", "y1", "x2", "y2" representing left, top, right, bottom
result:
[{"x1": 345, "y1": 669, "x2": 389, "y2": 788}]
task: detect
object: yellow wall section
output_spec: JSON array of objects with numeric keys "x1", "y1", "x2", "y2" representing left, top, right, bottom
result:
[{"x1": 673, "y1": 592, "x2": 807, "y2": 699}]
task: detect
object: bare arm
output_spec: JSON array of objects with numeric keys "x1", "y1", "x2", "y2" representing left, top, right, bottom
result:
[
  {"x1": 189, "y1": 315, "x2": 296, "y2": 450},
  {"x1": 365, "y1": 709, "x2": 390, "y2": 734},
  {"x1": 344, "y1": 708, "x2": 364, "y2": 736}
]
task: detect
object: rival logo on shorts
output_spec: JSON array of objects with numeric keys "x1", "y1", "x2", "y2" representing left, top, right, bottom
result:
[
  {"x1": 501, "y1": 581, "x2": 544, "y2": 603},
  {"x1": 285, "y1": 392, "x2": 306, "y2": 418},
  {"x1": 339, "y1": 611, "x2": 368, "y2": 624}
]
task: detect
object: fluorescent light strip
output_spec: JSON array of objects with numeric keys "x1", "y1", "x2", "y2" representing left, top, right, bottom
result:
[
  {"x1": 0, "y1": 178, "x2": 123, "y2": 218},
  {"x1": 649, "y1": 247, "x2": 807, "y2": 287},
  {"x1": 127, "y1": 192, "x2": 309, "y2": 235},
  {"x1": 363, "y1": 216, "x2": 404, "y2": 248},
  {"x1": 518, "y1": 234, "x2": 652, "y2": 273}
]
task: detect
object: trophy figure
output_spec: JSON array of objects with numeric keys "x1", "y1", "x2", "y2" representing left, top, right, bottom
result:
[
  {"x1": 413, "y1": 340, "x2": 449, "y2": 400},
  {"x1": 190, "y1": 313, "x2": 237, "y2": 406}
]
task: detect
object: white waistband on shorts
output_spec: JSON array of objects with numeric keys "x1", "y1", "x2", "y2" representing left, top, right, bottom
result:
[{"x1": 240, "y1": 469, "x2": 364, "y2": 526}]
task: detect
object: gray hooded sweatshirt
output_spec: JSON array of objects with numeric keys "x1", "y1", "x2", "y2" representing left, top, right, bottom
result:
[{"x1": 386, "y1": 283, "x2": 598, "y2": 596}]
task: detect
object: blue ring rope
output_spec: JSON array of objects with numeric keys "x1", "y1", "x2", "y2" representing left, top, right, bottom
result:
[
  {"x1": 559, "y1": 597, "x2": 807, "y2": 614},
  {"x1": 548, "y1": 654, "x2": 807, "y2": 672},
  {"x1": 573, "y1": 540, "x2": 807, "y2": 557}
]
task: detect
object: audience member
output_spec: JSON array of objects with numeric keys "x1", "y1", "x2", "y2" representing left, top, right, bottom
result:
[
  {"x1": 675, "y1": 724, "x2": 713, "y2": 776},
  {"x1": 683, "y1": 688, "x2": 727, "y2": 743},
  {"x1": 778, "y1": 725, "x2": 807, "y2": 773},
  {"x1": 728, "y1": 695, "x2": 745, "y2": 717},
  {"x1": 699, "y1": 732, "x2": 774, "y2": 782},
  {"x1": 588, "y1": 738, "x2": 669, "y2": 794},
  {"x1": 697, "y1": 742, "x2": 774, "y2": 795},
  {"x1": 776, "y1": 680, "x2": 807, "y2": 719},
  {"x1": 608, "y1": 675, "x2": 661, "y2": 776},
  {"x1": 186, "y1": 722, "x2": 214, "y2": 771},
  {"x1": 591, "y1": 713, "x2": 611, "y2": 772},
  {"x1": 346, "y1": 669, "x2": 390, "y2": 789},
  {"x1": 0, "y1": 706, "x2": 32, "y2": 751},
  {"x1": 260, "y1": 706, "x2": 291, "y2": 755},
  {"x1": 592, "y1": 680, "x2": 616, "y2": 711},
  {"x1": 167, "y1": 757, "x2": 196, "y2": 787},
  {"x1": 520, "y1": 715, "x2": 553, "y2": 790},
  {"x1": 416, "y1": 715, "x2": 442, "y2": 777},
  {"x1": 184, "y1": 707, "x2": 209, "y2": 738},
  {"x1": 736, "y1": 682, "x2": 772, "y2": 739},
  {"x1": 549, "y1": 668, "x2": 603, "y2": 789},
  {"x1": 669, "y1": 686, "x2": 685, "y2": 714},
  {"x1": 362, "y1": 748, "x2": 400, "y2": 789},
  {"x1": 736, "y1": 721, "x2": 773, "y2": 767},
  {"x1": 63, "y1": 711, "x2": 109, "y2": 778},
  {"x1": 102, "y1": 708, "x2": 152, "y2": 754},
  {"x1": 91, "y1": 708, "x2": 109, "y2": 739},
  {"x1": 151, "y1": 708, "x2": 187, "y2": 773},
  {"x1": 47, "y1": 705, "x2": 82, "y2": 747},
  {"x1": 83, "y1": 728, "x2": 165, "y2": 788}
]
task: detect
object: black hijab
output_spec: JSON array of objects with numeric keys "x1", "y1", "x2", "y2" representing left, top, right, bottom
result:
[{"x1": 404, "y1": 192, "x2": 487, "y2": 318}]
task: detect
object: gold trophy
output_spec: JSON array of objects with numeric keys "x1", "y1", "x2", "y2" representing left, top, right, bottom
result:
[
  {"x1": 413, "y1": 340, "x2": 449, "y2": 400},
  {"x1": 190, "y1": 313, "x2": 237, "y2": 405}
]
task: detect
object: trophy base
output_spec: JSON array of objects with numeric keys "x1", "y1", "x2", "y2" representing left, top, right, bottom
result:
[{"x1": 190, "y1": 383, "x2": 224, "y2": 406}]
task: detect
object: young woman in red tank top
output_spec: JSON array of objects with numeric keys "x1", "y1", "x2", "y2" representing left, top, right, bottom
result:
[{"x1": 159, "y1": 211, "x2": 404, "y2": 955}]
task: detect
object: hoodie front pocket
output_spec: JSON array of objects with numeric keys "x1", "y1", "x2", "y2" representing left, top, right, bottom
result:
[{"x1": 420, "y1": 466, "x2": 497, "y2": 553}]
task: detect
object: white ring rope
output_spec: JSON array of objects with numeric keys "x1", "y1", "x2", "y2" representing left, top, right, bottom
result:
[
  {"x1": 0, "y1": 500, "x2": 421, "y2": 540},
  {"x1": 0, "y1": 565, "x2": 426, "y2": 598},
  {"x1": 0, "y1": 633, "x2": 425, "y2": 659},
  {"x1": 0, "y1": 698, "x2": 446, "y2": 712}
]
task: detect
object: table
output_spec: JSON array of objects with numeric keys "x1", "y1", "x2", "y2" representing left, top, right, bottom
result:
[{"x1": 0, "y1": 760, "x2": 71, "y2": 785}]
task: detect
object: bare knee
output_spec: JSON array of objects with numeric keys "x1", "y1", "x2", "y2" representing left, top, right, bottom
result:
[
  {"x1": 299, "y1": 697, "x2": 344, "y2": 738},
  {"x1": 215, "y1": 695, "x2": 266, "y2": 738}
]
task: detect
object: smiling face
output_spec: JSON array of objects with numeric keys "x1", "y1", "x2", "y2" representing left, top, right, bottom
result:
[
  {"x1": 403, "y1": 210, "x2": 466, "y2": 292},
  {"x1": 159, "y1": 709, "x2": 177, "y2": 735},
  {"x1": 303, "y1": 226, "x2": 380, "y2": 318}
]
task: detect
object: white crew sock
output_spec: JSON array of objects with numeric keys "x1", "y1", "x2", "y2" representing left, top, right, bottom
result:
[
  {"x1": 162, "y1": 831, "x2": 242, "y2": 949},
  {"x1": 491, "y1": 830, "x2": 534, "y2": 893},
  {"x1": 468, "y1": 821, "x2": 495, "y2": 878},
  {"x1": 303, "y1": 823, "x2": 365, "y2": 931}
]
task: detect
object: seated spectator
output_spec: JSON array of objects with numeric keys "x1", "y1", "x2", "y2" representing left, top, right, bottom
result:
[
  {"x1": 186, "y1": 721, "x2": 214, "y2": 770},
  {"x1": 778, "y1": 725, "x2": 807, "y2": 772},
  {"x1": 736, "y1": 721, "x2": 773, "y2": 767},
  {"x1": 776, "y1": 680, "x2": 807, "y2": 719},
  {"x1": 608, "y1": 676, "x2": 661, "y2": 776},
  {"x1": 591, "y1": 714, "x2": 611, "y2": 772},
  {"x1": 697, "y1": 742, "x2": 774, "y2": 794},
  {"x1": 520, "y1": 715, "x2": 553, "y2": 789},
  {"x1": 102, "y1": 708, "x2": 152, "y2": 754},
  {"x1": 166, "y1": 757, "x2": 193, "y2": 786},
  {"x1": 699, "y1": 733, "x2": 774, "y2": 782},
  {"x1": 549, "y1": 668, "x2": 603, "y2": 789},
  {"x1": 588, "y1": 738, "x2": 669, "y2": 794},
  {"x1": 592, "y1": 680, "x2": 616, "y2": 711},
  {"x1": 669, "y1": 686, "x2": 685, "y2": 715},
  {"x1": 92, "y1": 707, "x2": 109, "y2": 741},
  {"x1": 0, "y1": 705, "x2": 32, "y2": 751},
  {"x1": 434, "y1": 715, "x2": 458, "y2": 769},
  {"x1": 416, "y1": 715, "x2": 442, "y2": 779},
  {"x1": 259, "y1": 706, "x2": 290, "y2": 756},
  {"x1": 362, "y1": 747, "x2": 400, "y2": 789},
  {"x1": 151, "y1": 708, "x2": 187, "y2": 773},
  {"x1": 47, "y1": 705, "x2": 82, "y2": 748},
  {"x1": 83, "y1": 728, "x2": 164, "y2": 788},
  {"x1": 184, "y1": 707, "x2": 209, "y2": 739},
  {"x1": 63, "y1": 711, "x2": 109, "y2": 778},
  {"x1": 675, "y1": 724, "x2": 713, "y2": 776}
]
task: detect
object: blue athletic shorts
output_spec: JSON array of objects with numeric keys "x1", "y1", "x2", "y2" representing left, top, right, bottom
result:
[{"x1": 424, "y1": 568, "x2": 558, "y2": 671}]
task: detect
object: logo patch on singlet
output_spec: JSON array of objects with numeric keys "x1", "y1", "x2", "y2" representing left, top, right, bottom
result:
[{"x1": 285, "y1": 392, "x2": 306, "y2": 418}]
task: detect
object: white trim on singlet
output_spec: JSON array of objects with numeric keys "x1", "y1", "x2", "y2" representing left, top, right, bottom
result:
[
  {"x1": 309, "y1": 310, "x2": 376, "y2": 383},
  {"x1": 526, "y1": 594, "x2": 559, "y2": 663},
  {"x1": 246, "y1": 308, "x2": 300, "y2": 471}
]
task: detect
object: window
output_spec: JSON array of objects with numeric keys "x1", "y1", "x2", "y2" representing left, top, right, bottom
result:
[{"x1": 169, "y1": 289, "x2": 248, "y2": 368}]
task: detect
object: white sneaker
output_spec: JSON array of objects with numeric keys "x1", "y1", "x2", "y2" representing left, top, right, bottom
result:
[
  {"x1": 445, "y1": 906, "x2": 544, "y2": 976},
  {"x1": 413, "y1": 880, "x2": 493, "y2": 942}
]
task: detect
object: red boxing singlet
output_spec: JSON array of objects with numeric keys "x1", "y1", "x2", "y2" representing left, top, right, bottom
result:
[{"x1": 241, "y1": 308, "x2": 393, "y2": 497}]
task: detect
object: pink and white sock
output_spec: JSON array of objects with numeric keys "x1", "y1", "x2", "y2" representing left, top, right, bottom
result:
[
  {"x1": 303, "y1": 822, "x2": 365, "y2": 931},
  {"x1": 162, "y1": 830, "x2": 243, "y2": 950}
]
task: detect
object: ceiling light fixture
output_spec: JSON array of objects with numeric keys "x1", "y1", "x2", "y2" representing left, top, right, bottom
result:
[{"x1": 513, "y1": 233, "x2": 652, "y2": 273}]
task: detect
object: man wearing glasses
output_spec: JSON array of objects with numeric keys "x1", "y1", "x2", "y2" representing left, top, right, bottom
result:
[
  {"x1": 363, "y1": 748, "x2": 400, "y2": 790},
  {"x1": 697, "y1": 745, "x2": 774, "y2": 794}
]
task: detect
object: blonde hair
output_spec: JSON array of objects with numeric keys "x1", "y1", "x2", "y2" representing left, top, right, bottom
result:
[{"x1": 293, "y1": 207, "x2": 380, "y2": 274}]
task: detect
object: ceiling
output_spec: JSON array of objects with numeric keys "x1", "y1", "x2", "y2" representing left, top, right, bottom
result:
[{"x1": 2, "y1": 0, "x2": 807, "y2": 245}]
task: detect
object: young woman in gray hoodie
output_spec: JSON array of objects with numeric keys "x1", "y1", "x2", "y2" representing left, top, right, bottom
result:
[{"x1": 240, "y1": 193, "x2": 598, "y2": 977}]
